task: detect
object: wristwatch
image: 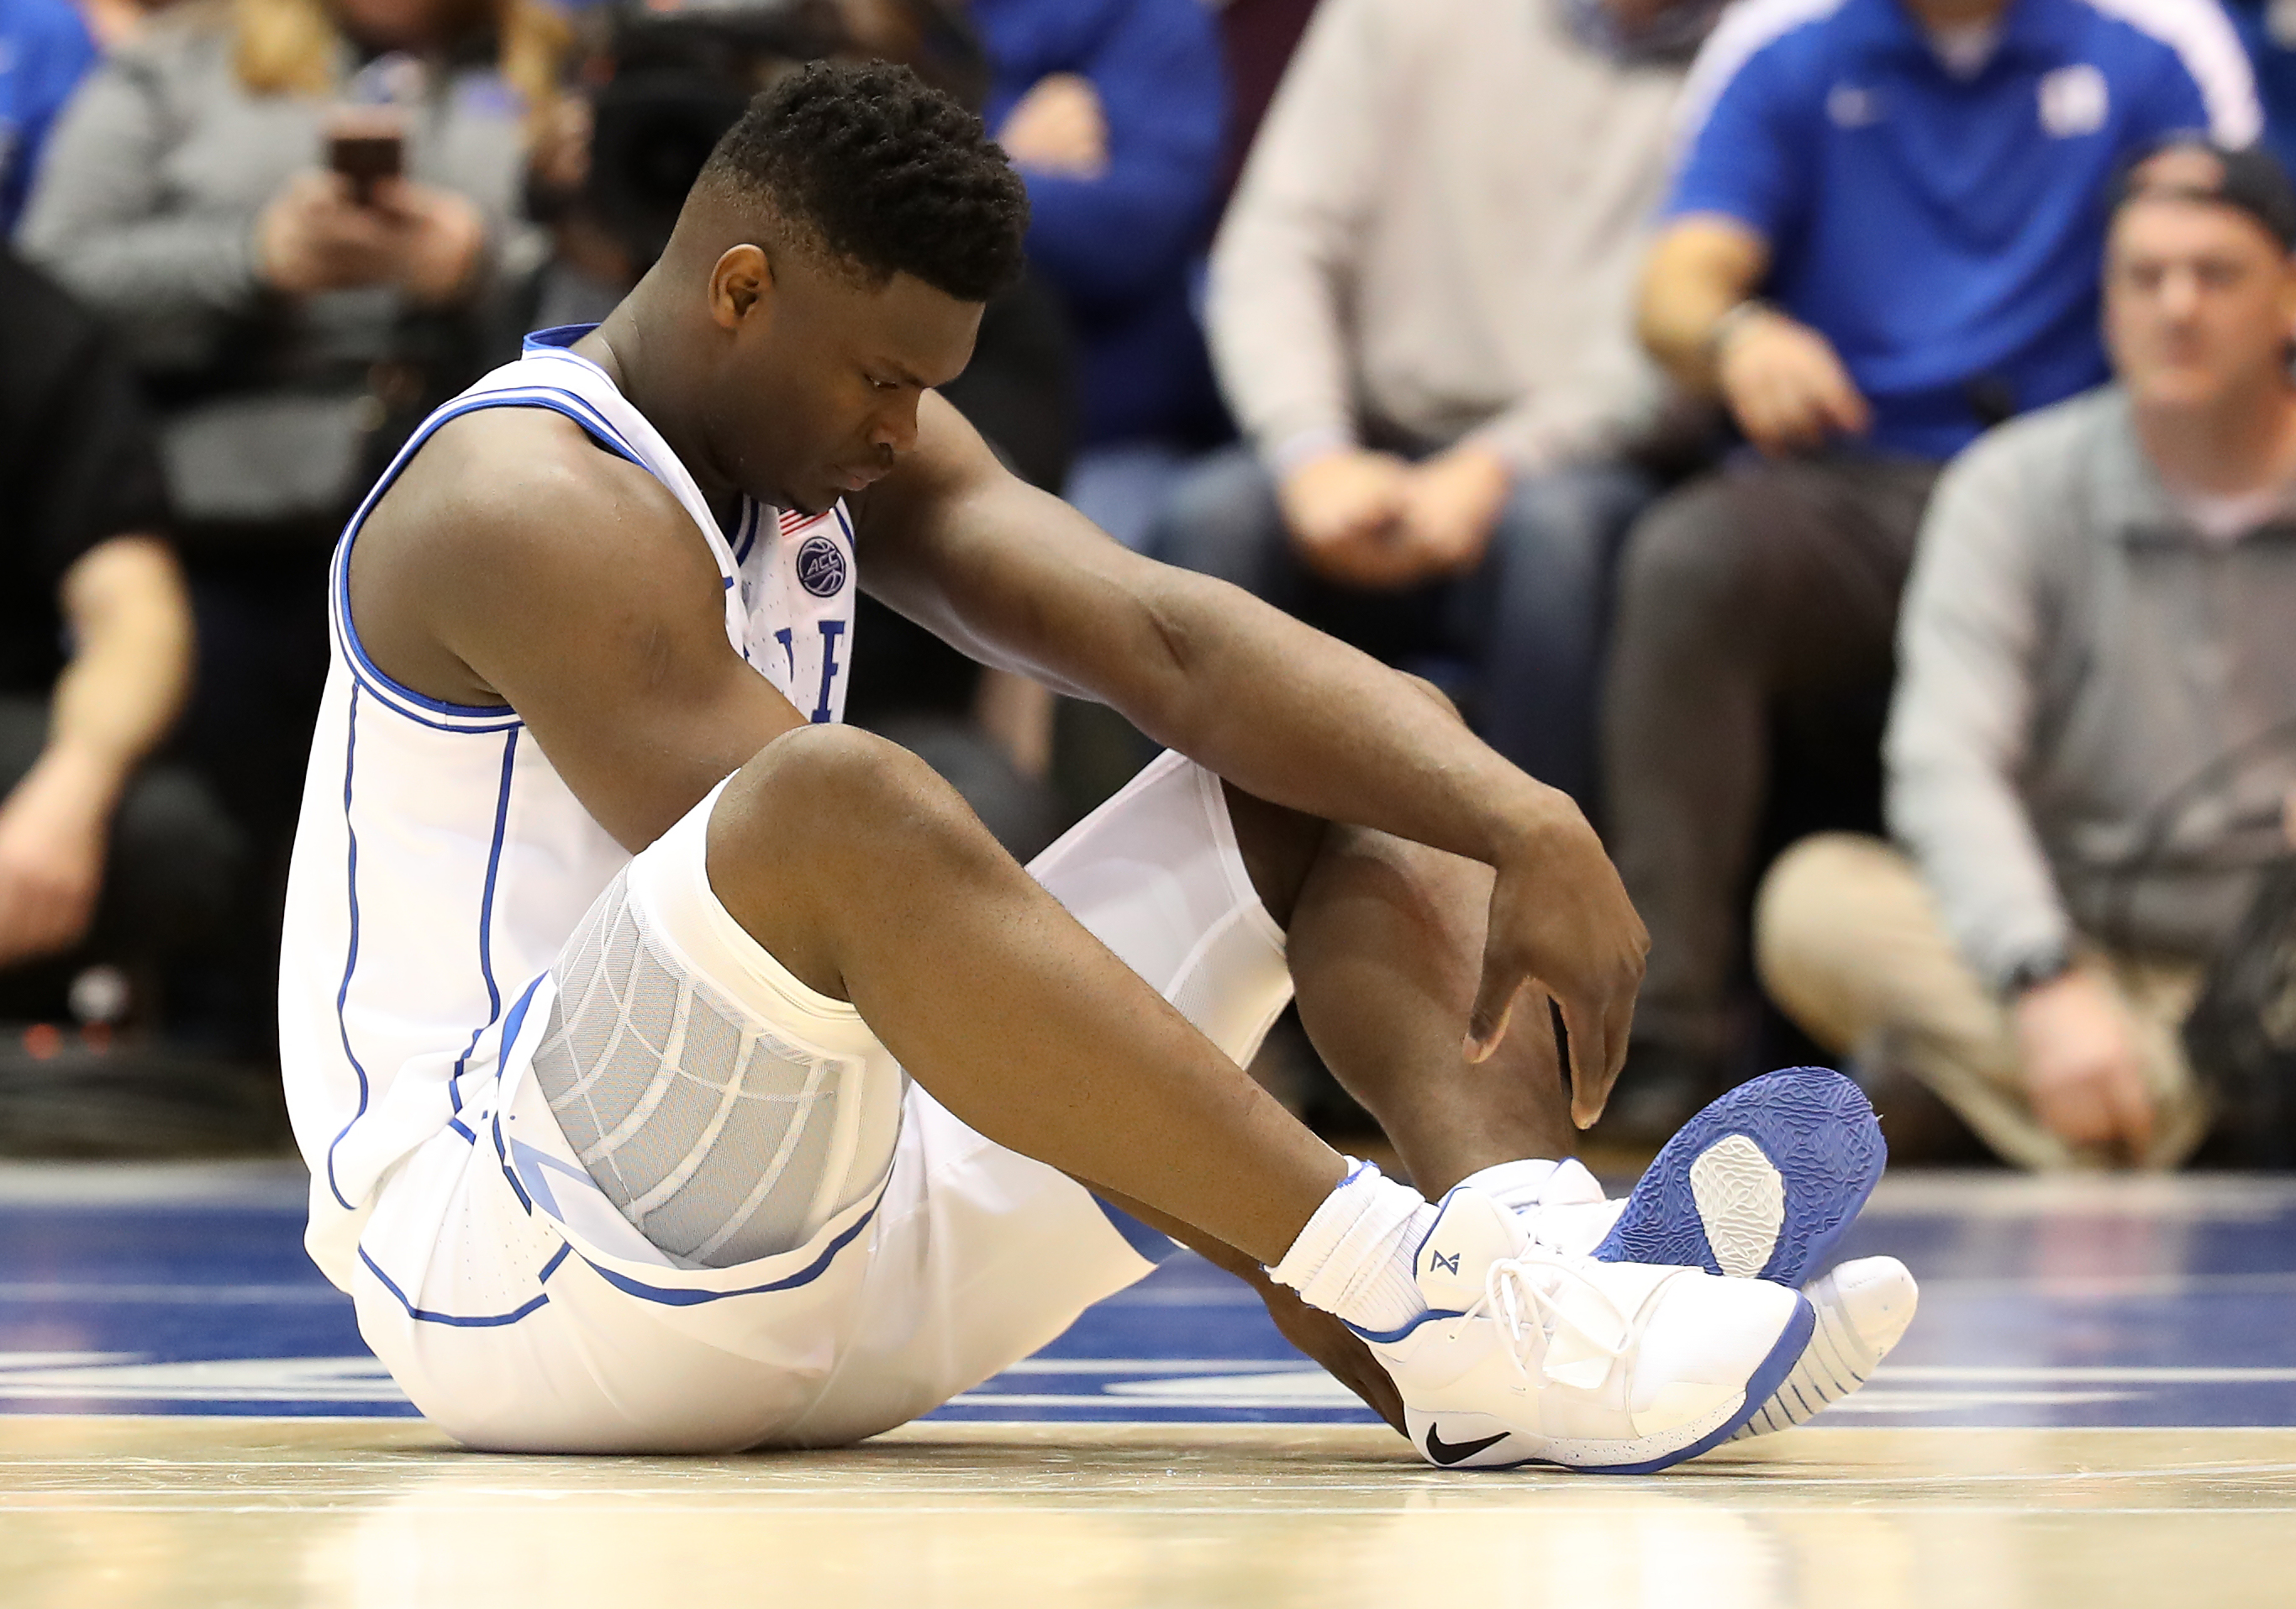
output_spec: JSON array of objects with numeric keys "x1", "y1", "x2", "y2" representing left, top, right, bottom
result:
[
  {"x1": 1705, "y1": 298, "x2": 1775, "y2": 361},
  {"x1": 2002, "y1": 948, "x2": 2075, "y2": 999}
]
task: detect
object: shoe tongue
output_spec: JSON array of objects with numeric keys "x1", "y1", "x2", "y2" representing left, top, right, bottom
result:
[
  {"x1": 1414, "y1": 1188, "x2": 1530, "y2": 1309},
  {"x1": 1540, "y1": 1159, "x2": 1607, "y2": 1207}
]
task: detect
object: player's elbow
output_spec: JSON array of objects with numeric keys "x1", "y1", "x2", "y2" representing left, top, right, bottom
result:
[
  {"x1": 1396, "y1": 672, "x2": 1463, "y2": 724},
  {"x1": 1120, "y1": 572, "x2": 1219, "y2": 739}
]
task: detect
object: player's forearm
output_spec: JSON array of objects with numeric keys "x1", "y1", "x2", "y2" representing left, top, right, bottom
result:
[
  {"x1": 1122, "y1": 568, "x2": 1579, "y2": 874},
  {"x1": 45, "y1": 537, "x2": 193, "y2": 804}
]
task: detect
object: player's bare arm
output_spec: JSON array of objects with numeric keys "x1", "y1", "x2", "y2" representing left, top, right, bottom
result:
[
  {"x1": 856, "y1": 393, "x2": 1648, "y2": 1123},
  {"x1": 347, "y1": 404, "x2": 806, "y2": 850}
]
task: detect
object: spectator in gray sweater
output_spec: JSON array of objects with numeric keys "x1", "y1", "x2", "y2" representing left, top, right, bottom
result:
[
  {"x1": 1145, "y1": 0, "x2": 1688, "y2": 807},
  {"x1": 1756, "y1": 141, "x2": 2296, "y2": 1170}
]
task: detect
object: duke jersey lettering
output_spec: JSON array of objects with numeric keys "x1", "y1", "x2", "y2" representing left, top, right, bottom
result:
[{"x1": 276, "y1": 323, "x2": 857, "y2": 1291}]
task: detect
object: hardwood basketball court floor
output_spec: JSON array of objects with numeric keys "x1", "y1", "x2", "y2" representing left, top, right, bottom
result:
[{"x1": 0, "y1": 1165, "x2": 2289, "y2": 1606}]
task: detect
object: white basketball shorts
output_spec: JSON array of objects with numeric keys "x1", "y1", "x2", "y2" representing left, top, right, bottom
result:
[{"x1": 348, "y1": 750, "x2": 1294, "y2": 1453}]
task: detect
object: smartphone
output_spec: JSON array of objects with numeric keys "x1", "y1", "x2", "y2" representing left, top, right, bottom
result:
[{"x1": 328, "y1": 116, "x2": 404, "y2": 205}]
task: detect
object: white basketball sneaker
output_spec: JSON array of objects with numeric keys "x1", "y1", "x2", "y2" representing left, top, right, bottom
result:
[
  {"x1": 1363, "y1": 1188, "x2": 1814, "y2": 1474},
  {"x1": 1462, "y1": 1070, "x2": 1913, "y2": 1438},
  {"x1": 1730, "y1": 1254, "x2": 1918, "y2": 1438}
]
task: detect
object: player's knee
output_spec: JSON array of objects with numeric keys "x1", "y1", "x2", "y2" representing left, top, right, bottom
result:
[{"x1": 728, "y1": 724, "x2": 984, "y2": 867}]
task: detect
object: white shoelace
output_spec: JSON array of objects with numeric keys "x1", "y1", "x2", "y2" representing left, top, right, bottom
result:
[{"x1": 1477, "y1": 1250, "x2": 1634, "y2": 1389}]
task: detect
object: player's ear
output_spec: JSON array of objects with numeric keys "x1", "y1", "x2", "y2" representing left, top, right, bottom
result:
[{"x1": 708, "y1": 244, "x2": 771, "y2": 329}]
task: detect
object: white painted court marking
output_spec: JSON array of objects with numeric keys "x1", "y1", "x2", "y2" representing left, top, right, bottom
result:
[
  {"x1": 0, "y1": 1355, "x2": 404, "y2": 1403},
  {"x1": 5, "y1": 1350, "x2": 2293, "y2": 1414}
]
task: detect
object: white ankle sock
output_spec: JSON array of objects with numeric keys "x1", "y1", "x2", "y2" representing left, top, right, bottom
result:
[{"x1": 1266, "y1": 1160, "x2": 1437, "y2": 1335}]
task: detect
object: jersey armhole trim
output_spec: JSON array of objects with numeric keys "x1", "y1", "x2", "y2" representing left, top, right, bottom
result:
[{"x1": 329, "y1": 386, "x2": 653, "y2": 734}]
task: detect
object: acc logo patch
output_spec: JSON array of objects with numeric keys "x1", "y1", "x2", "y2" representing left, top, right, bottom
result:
[{"x1": 796, "y1": 533, "x2": 849, "y2": 598}]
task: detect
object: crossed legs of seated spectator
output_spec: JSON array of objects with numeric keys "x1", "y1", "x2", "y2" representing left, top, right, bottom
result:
[
  {"x1": 1756, "y1": 832, "x2": 2209, "y2": 1170},
  {"x1": 1599, "y1": 456, "x2": 1939, "y2": 1125},
  {"x1": 1149, "y1": 444, "x2": 1646, "y2": 805}
]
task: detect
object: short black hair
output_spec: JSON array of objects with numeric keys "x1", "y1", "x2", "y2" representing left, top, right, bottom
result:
[{"x1": 698, "y1": 60, "x2": 1030, "y2": 302}]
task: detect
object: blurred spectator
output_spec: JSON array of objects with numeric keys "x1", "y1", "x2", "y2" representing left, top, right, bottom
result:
[
  {"x1": 974, "y1": 0, "x2": 1229, "y2": 550},
  {"x1": 1758, "y1": 143, "x2": 2296, "y2": 1170},
  {"x1": 0, "y1": 0, "x2": 96, "y2": 228},
  {"x1": 1606, "y1": 0, "x2": 2259, "y2": 1135},
  {"x1": 0, "y1": 248, "x2": 238, "y2": 1031},
  {"x1": 1151, "y1": 0, "x2": 1688, "y2": 806},
  {"x1": 18, "y1": 0, "x2": 564, "y2": 1049}
]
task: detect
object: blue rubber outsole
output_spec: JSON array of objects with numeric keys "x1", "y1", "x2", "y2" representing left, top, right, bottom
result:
[{"x1": 1591, "y1": 1066, "x2": 1886, "y2": 1286}]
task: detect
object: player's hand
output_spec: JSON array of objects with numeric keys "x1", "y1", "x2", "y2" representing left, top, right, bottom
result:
[
  {"x1": 1714, "y1": 308, "x2": 1872, "y2": 456},
  {"x1": 998, "y1": 71, "x2": 1109, "y2": 180},
  {"x1": 1395, "y1": 444, "x2": 1512, "y2": 580},
  {"x1": 2015, "y1": 970, "x2": 2156, "y2": 1162},
  {"x1": 1278, "y1": 449, "x2": 1419, "y2": 590},
  {"x1": 1468, "y1": 799, "x2": 1648, "y2": 1128},
  {"x1": 0, "y1": 749, "x2": 115, "y2": 968},
  {"x1": 255, "y1": 171, "x2": 403, "y2": 296},
  {"x1": 370, "y1": 177, "x2": 488, "y2": 306}
]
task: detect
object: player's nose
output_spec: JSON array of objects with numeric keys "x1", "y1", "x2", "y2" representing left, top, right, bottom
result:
[{"x1": 870, "y1": 396, "x2": 922, "y2": 456}]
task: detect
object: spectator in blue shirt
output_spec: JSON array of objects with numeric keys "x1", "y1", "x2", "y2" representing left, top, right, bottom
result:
[
  {"x1": 972, "y1": 0, "x2": 1229, "y2": 548},
  {"x1": 1598, "y1": 0, "x2": 2259, "y2": 1136},
  {"x1": 0, "y1": 0, "x2": 96, "y2": 231}
]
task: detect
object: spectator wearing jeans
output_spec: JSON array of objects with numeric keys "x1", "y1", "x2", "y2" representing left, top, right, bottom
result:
[
  {"x1": 1607, "y1": 0, "x2": 2259, "y2": 1132},
  {"x1": 1150, "y1": 0, "x2": 1688, "y2": 806},
  {"x1": 1759, "y1": 143, "x2": 2296, "y2": 1170},
  {"x1": 0, "y1": 248, "x2": 238, "y2": 1028}
]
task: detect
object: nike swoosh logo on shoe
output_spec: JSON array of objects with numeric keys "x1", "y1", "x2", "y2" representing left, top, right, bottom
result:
[{"x1": 1424, "y1": 1424, "x2": 1509, "y2": 1466}]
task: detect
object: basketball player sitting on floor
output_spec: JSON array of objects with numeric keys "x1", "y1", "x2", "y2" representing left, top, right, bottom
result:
[{"x1": 281, "y1": 62, "x2": 1914, "y2": 1468}]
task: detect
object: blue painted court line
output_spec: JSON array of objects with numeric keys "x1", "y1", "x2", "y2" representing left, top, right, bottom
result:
[{"x1": 0, "y1": 1165, "x2": 2292, "y2": 1428}]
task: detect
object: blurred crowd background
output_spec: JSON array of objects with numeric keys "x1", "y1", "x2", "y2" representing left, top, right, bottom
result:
[{"x1": 9, "y1": 0, "x2": 2296, "y2": 1174}]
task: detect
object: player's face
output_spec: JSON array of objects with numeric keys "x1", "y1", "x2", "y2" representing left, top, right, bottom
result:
[
  {"x1": 713, "y1": 250, "x2": 982, "y2": 517},
  {"x1": 2106, "y1": 187, "x2": 2296, "y2": 414}
]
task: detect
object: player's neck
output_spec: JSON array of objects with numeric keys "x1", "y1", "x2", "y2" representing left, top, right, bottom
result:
[{"x1": 580, "y1": 302, "x2": 745, "y2": 527}]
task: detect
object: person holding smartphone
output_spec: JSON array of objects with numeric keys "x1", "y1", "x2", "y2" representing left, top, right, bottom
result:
[{"x1": 17, "y1": 0, "x2": 570, "y2": 1058}]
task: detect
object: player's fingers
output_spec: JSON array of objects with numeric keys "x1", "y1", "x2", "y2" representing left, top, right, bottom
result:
[
  {"x1": 1558, "y1": 996, "x2": 1617, "y2": 1129},
  {"x1": 1464, "y1": 950, "x2": 1524, "y2": 1064},
  {"x1": 1598, "y1": 983, "x2": 1638, "y2": 1112}
]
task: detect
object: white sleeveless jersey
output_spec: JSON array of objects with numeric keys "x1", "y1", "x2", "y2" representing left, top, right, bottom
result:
[{"x1": 278, "y1": 325, "x2": 857, "y2": 1290}]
